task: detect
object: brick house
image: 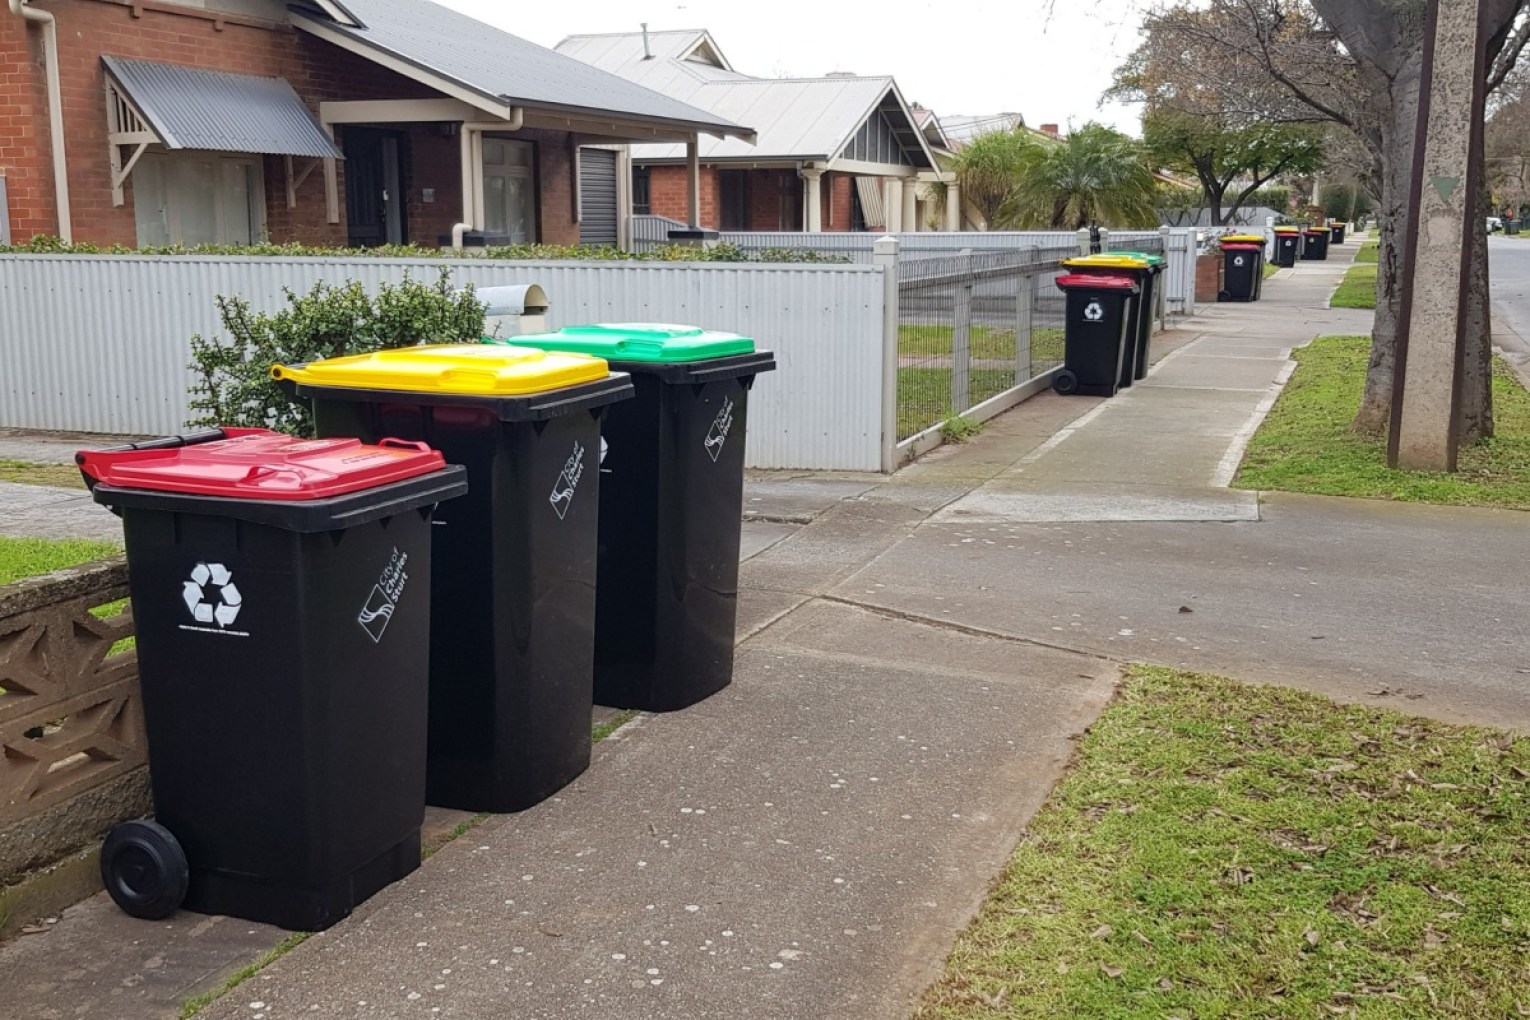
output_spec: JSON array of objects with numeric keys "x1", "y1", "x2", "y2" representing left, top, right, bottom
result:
[
  {"x1": 0, "y1": 0, "x2": 748, "y2": 248},
  {"x1": 556, "y1": 29, "x2": 953, "y2": 234}
]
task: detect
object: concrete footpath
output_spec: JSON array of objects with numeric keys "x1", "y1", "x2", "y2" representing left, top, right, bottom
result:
[{"x1": 4, "y1": 240, "x2": 1530, "y2": 1019}]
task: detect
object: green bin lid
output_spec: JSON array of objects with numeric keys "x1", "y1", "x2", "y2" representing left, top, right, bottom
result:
[
  {"x1": 495, "y1": 323, "x2": 755, "y2": 363},
  {"x1": 1111, "y1": 250, "x2": 1165, "y2": 266}
]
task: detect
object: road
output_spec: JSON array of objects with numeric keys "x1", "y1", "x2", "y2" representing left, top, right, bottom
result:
[{"x1": 1490, "y1": 234, "x2": 1530, "y2": 382}]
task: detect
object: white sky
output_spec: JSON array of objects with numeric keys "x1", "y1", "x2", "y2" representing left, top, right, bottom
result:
[{"x1": 434, "y1": 0, "x2": 1151, "y2": 137}]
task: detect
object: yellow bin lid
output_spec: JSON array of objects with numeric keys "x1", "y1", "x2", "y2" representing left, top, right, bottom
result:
[
  {"x1": 1220, "y1": 234, "x2": 1266, "y2": 244},
  {"x1": 1062, "y1": 254, "x2": 1150, "y2": 269},
  {"x1": 272, "y1": 344, "x2": 610, "y2": 396}
]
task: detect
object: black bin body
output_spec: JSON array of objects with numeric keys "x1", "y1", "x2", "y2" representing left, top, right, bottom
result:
[
  {"x1": 1220, "y1": 245, "x2": 1264, "y2": 302},
  {"x1": 593, "y1": 353, "x2": 776, "y2": 711},
  {"x1": 100, "y1": 472, "x2": 463, "y2": 931},
  {"x1": 1273, "y1": 233, "x2": 1302, "y2": 267},
  {"x1": 1330, "y1": 223, "x2": 1347, "y2": 244},
  {"x1": 1065, "y1": 264, "x2": 1153, "y2": 388},
  {"x1": 301, "y1": 380, "x2": 632, "y2": 812},
  {"x1": 1054, "y1": 275, "x2": 1137, "y2": 397},
  {"x1": 1302, "y1": 230, "x2": 1330, "y2": 260}
]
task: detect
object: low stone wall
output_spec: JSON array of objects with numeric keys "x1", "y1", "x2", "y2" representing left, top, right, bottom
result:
[{"x1": 0, "y1": 558, "x2": 149, "y2": 931}]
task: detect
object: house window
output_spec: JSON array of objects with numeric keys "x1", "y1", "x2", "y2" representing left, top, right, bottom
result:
[
  {"x1": 132, "y1": 151, "x2": 266, "y2": 247},
  {"x1": 632, "y1": 166, "x2": 651, "y2": 215},
  {"x1": 482, "y1": 138, "x2": 536, "y2": 243}
]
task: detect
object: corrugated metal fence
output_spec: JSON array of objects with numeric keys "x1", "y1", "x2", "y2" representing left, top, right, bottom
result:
[{"x1": 0, "y1": 255, "x2": 888, "y2": 471}]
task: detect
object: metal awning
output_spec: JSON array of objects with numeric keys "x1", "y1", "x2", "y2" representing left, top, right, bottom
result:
[
  {"x1": 855, "y1": 178, "x2": 885, "y2": 229},
  {"x1": 101, "y1": 56, "x2": 341, "y2": 159}
]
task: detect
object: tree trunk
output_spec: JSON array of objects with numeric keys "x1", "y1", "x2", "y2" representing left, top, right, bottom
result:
[{"x1": 1457, "y1": 155, "x2": 1495, "y2": 443}]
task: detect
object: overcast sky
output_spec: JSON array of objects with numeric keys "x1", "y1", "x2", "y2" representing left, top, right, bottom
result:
[{"x1": 434, "y1": 0, "x2": 1152, "y2": 137}]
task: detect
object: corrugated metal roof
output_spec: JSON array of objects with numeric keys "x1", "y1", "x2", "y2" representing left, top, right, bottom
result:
[
  {"x1": 290, "y1": 0, "x2": 748, "y2": 138},
  {"x1": 101, "y1": 56, "x2": 341, "y2": 158},
  {"x1": 556, "y1": 32, "x2": 934, "y2": 167}
]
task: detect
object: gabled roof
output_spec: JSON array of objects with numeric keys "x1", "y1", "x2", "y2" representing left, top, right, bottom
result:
[
  {"x1": 102, "y1": 55, "x2": 341, "y2": 158},
  {"x1": 557, "y1": 30, "x2": 935, "y2": 168},
  {"x1": 288, "y1": 1, "x2": 751, "y2": 139}
]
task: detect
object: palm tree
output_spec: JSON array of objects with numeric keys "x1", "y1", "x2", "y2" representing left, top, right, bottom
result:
[{"x1": 1009, "y1": 124, "x2": 1160, "y2": 229}]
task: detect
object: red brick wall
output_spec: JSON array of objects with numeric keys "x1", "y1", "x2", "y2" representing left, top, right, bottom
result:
[
  {"x1": 647, "y1": 164, "x2": 719, "y2": 229},
  {"x1": 825, "y1": 173, "x2": 854, "y2": 232},
  {"x1": 4, "y1": 0, "x2": 584, "y2": 247}
]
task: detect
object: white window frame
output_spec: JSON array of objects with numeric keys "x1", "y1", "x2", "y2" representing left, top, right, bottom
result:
[
  {"x1": 481, "y1": 138, "x2": 537, "y2": 243},
  {"x1": 131, "y1": 149, "x2": 269, "y2": 247}
]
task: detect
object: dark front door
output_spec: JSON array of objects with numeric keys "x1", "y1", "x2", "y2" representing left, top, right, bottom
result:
[
  {"x1": 719, "y1": 170, "x2": 749, "y2": 231},
  {"x1": 343, "y1": 129, "x2": 406, "y2": 247}
]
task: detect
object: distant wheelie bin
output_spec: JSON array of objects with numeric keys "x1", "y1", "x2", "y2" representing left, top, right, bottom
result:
[
  {"x1": 1330, "y1": 221, "x2": 1348, "y2": 244},
  {"x1": 1302, "y1": 227, "x2": 1331, "y2": 260},
  {"x1": 1218, "y1": 235, "x2": 1266, "y2": 302},
  {"x1": 1272, "y1": 227, "x2": 1302, "y2": 267},
  {"x1": 495, "y1": 324, "x2": 776, "y2": 712},
  {"x1": 77, "y1": 428, "x2": 467, "y2": 930},
  {"x1": 1052, "y1": 273, "x2": 1139, "y2": 397},
  {"x1": 273, "y1": 346, "x2": 633, "y2": 813},
  {"x1": 1109, "y1": 250, "x2": 1166, "y2": 381},
  {"x1": 1062, "y1": 253, "x2": 1156, "y2": 387}
]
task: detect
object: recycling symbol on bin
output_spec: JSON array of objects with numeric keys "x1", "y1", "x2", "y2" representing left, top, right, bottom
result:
[
  {"x1": 182, "y1": 562, "x2": 242, "y2": 628},
  {"x1": 1083, "y1": 301, "x2": 1105, "y2": 322},
  {"x1": 1234, "y1": 255, "x2": 1246, "y2": 266}
]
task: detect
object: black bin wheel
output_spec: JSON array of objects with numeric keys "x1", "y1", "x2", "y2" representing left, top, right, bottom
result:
[
  {"x1": 1053, "y1": 369, "x2": 1079, "y2": 395},
  {"x1": 101, "y1": 820, "x2": 189, "y2": 920}
]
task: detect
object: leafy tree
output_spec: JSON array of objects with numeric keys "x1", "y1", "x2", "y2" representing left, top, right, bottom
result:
[
  {"x1": 939, "y1": 129, "x2": 1041, "y2": 228},
  {"x1": 1140, "y1": 109, "x2": 1326, "y2": 225},
  {"x1": 1007, "y1": 124, "x2": 1160, "y2": 229}
]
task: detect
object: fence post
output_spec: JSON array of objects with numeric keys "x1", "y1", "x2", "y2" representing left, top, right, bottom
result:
[
  {"x1": 1077, "y1": 228, "x2": 1091, "y2": 256},
  {"x1": 875, "y1": 235, "x2": 901, "y2": 473},
  {"x1": 1016, "y1": 268, "x2": 1034, "y2": 381},
  {"x1": 951, "y1": 280, "x2": 973, "y2": 415},
  {"x1": 1157, "y1": 224, "x2": 1171, "y2": 332},
  {"x1": 1098, "y1": 227, "x2": 1110, "y2": 253}
]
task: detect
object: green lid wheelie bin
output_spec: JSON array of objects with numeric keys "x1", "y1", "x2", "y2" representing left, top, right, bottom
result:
[
  {"x1": 77, "y1": 428, "x2": 466, "y2": 931},
  {"x1": 274, "y1": 346, "x2": 634, "y2": 813},
  {"x1": 1109, "y1": 250, "x2": 1166, "y2": 380},
  {"x1": 1052, "y1": 273, "x2": 1138, "y2": 397},
  {"x1": 1063, "y1": 254, "x2": 1155, "y2": 387},
  {"x1": 492, "y1": 324, "x2": 776, "y2": 712}
]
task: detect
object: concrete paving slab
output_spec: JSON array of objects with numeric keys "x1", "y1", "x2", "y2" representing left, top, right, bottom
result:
[
  {"x1": 930, "y1": 484, "x2": 1260, "y2": 523},
  {"x1": 190, "y1": 600, "x2": 1116, "y2": 1020},
  {"x1": 739, "y1": 521, "x2": 798, "y2": 562},
  {"x1": 742, "y1": 475, "x2": 880, "y2": 524},
  {"x1": 1013, "y1": 430, "x2": 1246, "y2": 487},
  {"x1": 1149, "y1": 354, "x2": 1294, "y2": 391},
  {"x1": 832, "y1": 493, "x2": 1530, "y2": 731},
  {"x1": 0, "y1": 482, "x2": 123, "y2": 542}
]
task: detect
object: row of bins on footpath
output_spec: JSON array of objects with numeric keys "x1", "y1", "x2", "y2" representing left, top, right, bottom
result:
[
  {"x1": 76, "y1": 325, "x2": 774, "y2": 932},
  {"x1": 1271, "y1": 222, "x2": 1345, "y2": 268},
  {"x1": 1051, "y1": 251, "x2": 1164, "y2": 398}
]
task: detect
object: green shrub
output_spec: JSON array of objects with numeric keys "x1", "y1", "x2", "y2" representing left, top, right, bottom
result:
[{"x1": 186, "y1": 269, "x2": 485, "y2": 436}]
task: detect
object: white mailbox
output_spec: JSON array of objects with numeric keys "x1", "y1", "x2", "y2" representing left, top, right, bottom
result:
[{"x1": 476, "y1": 284, "x2": 549, "y2": 338}]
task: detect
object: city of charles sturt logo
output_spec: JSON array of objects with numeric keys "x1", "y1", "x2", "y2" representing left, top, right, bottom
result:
[
  {"x1": 548, "y1": 440, "x2": 586, "y2": 520},
  {"x1": 358, "y1": 547, "x2": 409, "y2": 644},
  {"x1": 704, "y1": 397, "x2": 735, "y2": 463}
]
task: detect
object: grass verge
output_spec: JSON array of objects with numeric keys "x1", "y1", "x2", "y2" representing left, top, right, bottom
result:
[
  {"x1": 1263, "y1": 262, "x2": 1280, "y2": 280},
  {"x1": 0, "y1": 536, "x2": 121, "y2": 586},
  {"x1": 1356, "y1": 240, "x2": 1379, "y2": 264},
  {"x1": 916, "y1": 666, "x2": 1530, "y2": 1019},
  {"x1": 1330, "y1": 263, "x2": 1378, "y2": 309},
  {"x1": 1234, "y1": 335, "x2": 1530, "y2": 509},
  {"x1": 0, "y1": 459, "x2": 84, "y2": 488}
]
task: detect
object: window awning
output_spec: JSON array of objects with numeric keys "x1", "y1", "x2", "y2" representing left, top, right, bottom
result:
[{"x1": 101, "y1": 56, "x2": 342, "y2": 159}]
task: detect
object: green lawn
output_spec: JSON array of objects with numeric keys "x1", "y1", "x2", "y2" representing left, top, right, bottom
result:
[
  {"x1": 1234, "y1": 335, "x2": 1530, "y2": 509},
  {"x1": 1330, "y1": 263, "x2": 1378, "y2": 309},
  {"x1": 900, "y1": 324, "x2": 1065, "y2": 362},
  {"x1": 0, "y1": 535, "x2": 121, "y2": 586},
  {"x1": 1356, "y1": 240, "x2": 1380, "y2": 264},
  {"x1": 917, "y1": 667, "x2": 1530, "y2": 1019},
  {"x1": 1263, "y1": 262, "x2": 1280, "y2": 280},
  {"x1": 0, "y1": 459, "x2": 84, "y2": 488}
]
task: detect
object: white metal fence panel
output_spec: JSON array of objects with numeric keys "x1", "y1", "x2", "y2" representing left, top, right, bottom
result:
[{"x1": 0, "y1": 255, "x2": 888, "y2": 471}]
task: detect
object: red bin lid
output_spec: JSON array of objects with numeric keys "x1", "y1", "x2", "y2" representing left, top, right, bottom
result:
[
  {"x1": 77, "y1": 428, "x2": 450, "y2": 501},
  {"x1": 1056, "y1": 273, "x2": 1138, "y2": 290},
  {"x1": 1221, "y1": 242, "x2": 1264, "y2": 250}
]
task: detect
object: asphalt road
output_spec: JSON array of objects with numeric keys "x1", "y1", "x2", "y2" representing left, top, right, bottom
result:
[{"x1": 1490, "y1": 234, "x2": 1530, "y2": 380}]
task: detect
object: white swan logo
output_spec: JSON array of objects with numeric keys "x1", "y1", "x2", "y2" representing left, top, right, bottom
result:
[
  {"x1": 358, "y1": 548, "x2": 409, "y2": 643},
  {"x1": 182, "y1": 562, "x2": 242, "y2": 628}
]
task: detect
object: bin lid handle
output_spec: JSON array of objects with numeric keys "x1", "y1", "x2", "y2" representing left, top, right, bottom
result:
[{"x1": 378, "y1": 438, "x2": 432, "y2": 453}]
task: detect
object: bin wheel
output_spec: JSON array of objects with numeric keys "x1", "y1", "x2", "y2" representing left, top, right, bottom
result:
[
  {"x1": 1053, "y1": 369, "x2": 1079, "y2": 395},
  {"x1": 101, "y1": 820, "x2": 189, "y2": 920}
]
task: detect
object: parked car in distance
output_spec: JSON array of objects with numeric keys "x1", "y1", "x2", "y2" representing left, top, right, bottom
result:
[{"x1": 1488, "y1": 216, "x2": 1504, "y2": 233}]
